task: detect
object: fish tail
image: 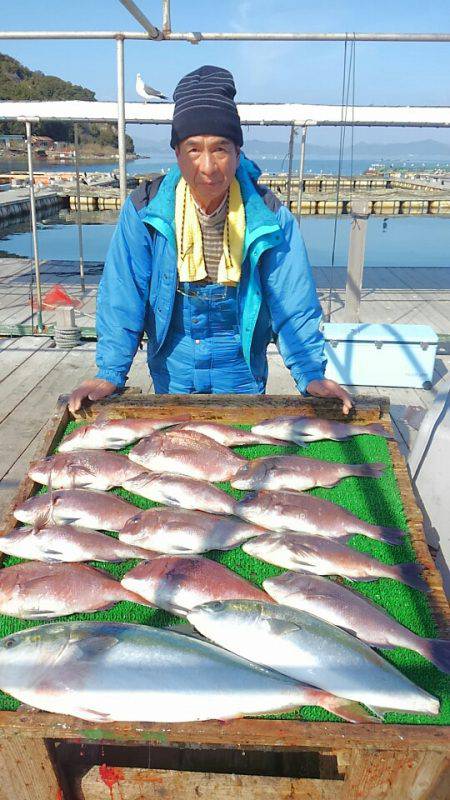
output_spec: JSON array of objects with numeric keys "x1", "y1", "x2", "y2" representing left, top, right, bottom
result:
[
  {"x1": 390, "y1": 562, "x2": 429, "y2": 593},
  {"x1": 318, "y1": 693, "x2": 382, "y2": 724},
  {"x1": 357, "y1": 521, "x2": 405, "y2": 546},
  {"x1": 349, "y1": 462, "x2": 386, "y2": 479},
  {"x1": 364, "y1": 423, "x2": 395, "y2": 440},
  {"x1": 416, "y1": 638, "x2": 450, "y2": 674}
]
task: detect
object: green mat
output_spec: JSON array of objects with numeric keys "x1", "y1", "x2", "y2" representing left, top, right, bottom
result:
[{"x1": 0, "y1": 419, "x2": 449, "y2": 725}]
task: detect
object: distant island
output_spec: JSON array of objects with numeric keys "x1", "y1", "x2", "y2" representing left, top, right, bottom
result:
[{"x1": 0, "y1": 53, "x2": 135, "y2": 161}]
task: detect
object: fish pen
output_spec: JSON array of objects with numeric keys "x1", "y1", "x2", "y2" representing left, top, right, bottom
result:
[{"x1": 0, "y1": 393, "x2": 448, "y2": 800}]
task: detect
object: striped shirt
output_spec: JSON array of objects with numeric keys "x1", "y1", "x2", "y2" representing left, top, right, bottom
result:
[{"x1": 194, "y1": 193, "x2": 228, "y2": 283}]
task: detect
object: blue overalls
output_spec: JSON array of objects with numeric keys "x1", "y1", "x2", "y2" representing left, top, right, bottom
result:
[{"x1": 149, "y1": 282, "x2": 265, "y2": 394}]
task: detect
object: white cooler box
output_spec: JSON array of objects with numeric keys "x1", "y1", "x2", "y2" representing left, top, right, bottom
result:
[{"x1": 323, "y1": 323, "x2": 438, "y2": 388}]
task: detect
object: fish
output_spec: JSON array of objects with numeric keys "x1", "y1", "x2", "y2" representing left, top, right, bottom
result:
[
  {"x1": 14, "y1": 489, "x2": 138, "y2": 532},
  {"x1": 231, "y1": 455, "x2": 385, "y2": 492},
  {"x1": 121, "y1": 473, "x2": 236, "y2": 515},
  {"x1": 0, "y1": 620, "x2": 374, "y2": 722},
  {"x1": 236, "y1": 490, "x2": 404, "y2": 546},
  {"x1": 28, "y1": 451, "x2": 144, "y2": 491},
  {"x1": 119, "y1": 507, "x2": 265, "y2": 554},
  {"x1": 0, "y1": 562, "x2": 151, "y2": 619},
  {"x1": 58, "y1": 416, "x2": 189, "y2": 452},
  {"x1": 121, "y1": 555, "x2": 269, "y2": 617},
  {"x1": 129, "y1": 429, "x2": 245, "y2": 482},
  {"x1": 175, "y1": 421, "x2": 289, "y2": 447},
  {"x1": 187, "y1": 600, "x2": 439, "y2": 716},
  {"x1": 251, "y1": 415, "x2": 393, "y2": 446},
  {"x1": 263, "y1": 572, "x2": 450, "y2": 674},
  {"x1": 242, "y1": 532, "x2": 428, "y2": 592},
  {"x1": 0, "y1": 524, "x2": 152, "y2": 563}
]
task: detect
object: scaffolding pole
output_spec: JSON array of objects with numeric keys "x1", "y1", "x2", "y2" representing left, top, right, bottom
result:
[
  {"x1": 296, "y1": 125, "x2": 308, "y2": 226},
  {"x1": 73, "y1": 123, "x2": 86, "y2": 293},
  {"x1": 25, "y1": 121, "x2": 43, "y2": 333},
  {"x1": 286, "y1": 124, "x2": 295, "y2": 209},
  {"x1": 1, "y1": 30, "x2": 450, "y2": 42},
  {"x1": 118, "y1": 0, "x2": 162, "y2": 38},
  {"x1": 162, "y1": 0, "x2": 171, "y2": 34},
  {"x1": 116, "y1": 36, "x2": 127, "y2": 208}
]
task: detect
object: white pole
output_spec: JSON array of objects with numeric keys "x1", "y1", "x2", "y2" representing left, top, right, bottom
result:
[
  {"x1": 296, "y1": 125, "x2": 307, "y2": 225},
  {"x1": 116, "y1": 36, "x2": 127, "y2": 208},
  {"x1": 25, "y1": 120, "x2": 43, "y2": 333},
  {"x1": 73, "y1": 123, "x2": 85, "y2": 293},
  {"x1": 162, "y1": 0, "x2": 171, "y2": 33},
  {"x1": 286, "y1": 124, "x2": 295, "y2": 209},
  {"x1": 344, "y1": 198, "x2": 371, "y2": 322}
]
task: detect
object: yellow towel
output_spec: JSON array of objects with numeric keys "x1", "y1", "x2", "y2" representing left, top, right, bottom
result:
[{"x1": 175, "y1": 177, "x2": 245, "y2": 284}]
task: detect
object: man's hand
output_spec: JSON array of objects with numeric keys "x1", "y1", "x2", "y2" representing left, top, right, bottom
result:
[
  {"x1": 306, "y1": 378, "x2": 353, "y2": 416},
  {"x1": 68, "y1": 379, "x2": 118, "y2": 415}
]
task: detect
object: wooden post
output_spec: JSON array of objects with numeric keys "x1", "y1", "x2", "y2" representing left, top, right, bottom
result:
[{"x1": 344, "y1": 197, "x2": 371, "y2": 322}]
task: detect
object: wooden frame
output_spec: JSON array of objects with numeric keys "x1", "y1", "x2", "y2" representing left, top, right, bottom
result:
[{"x1": 0, "y1": 393, "x2": 449, "y2": 800}]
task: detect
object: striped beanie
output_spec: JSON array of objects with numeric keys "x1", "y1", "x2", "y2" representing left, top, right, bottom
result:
[{"x1": 170, "y1": 65, "x2": 243, "y2": 149}]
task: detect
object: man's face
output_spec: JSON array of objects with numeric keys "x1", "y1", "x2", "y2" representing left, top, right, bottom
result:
[{"x1": 175, "y1": 135, "x2": 240, "y2": 209}]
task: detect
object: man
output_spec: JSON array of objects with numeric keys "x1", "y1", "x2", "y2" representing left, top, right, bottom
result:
[{"x1": 69, "y1": 65, "x2": 352, "y2": 414}]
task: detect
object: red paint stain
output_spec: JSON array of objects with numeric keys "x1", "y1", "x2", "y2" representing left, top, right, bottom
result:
[
  {"x1": 56, "y1": 789, "x2": 64, "y2": 800},
  {"x1": 99, "y1": 765, "x2": 125, "y2": 800}
]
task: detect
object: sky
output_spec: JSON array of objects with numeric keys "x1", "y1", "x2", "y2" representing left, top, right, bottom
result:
[{"x1": 1, "y1": 1, "x2": 450, "y2": 149}]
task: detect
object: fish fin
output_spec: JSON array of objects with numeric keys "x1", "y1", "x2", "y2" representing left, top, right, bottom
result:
[
  {"x1": 347, "y1": 576, "x2": 378, "y2": 583},
  {"x1": 372, "y1": 526, "x2": 405, "y2": 546},
  {"x1": 263, "y1": 618, "x2": 303, "y2": 638},
  {"x1": 417, "y1": 639, "x2": 450, "y2": 674},
  {"x1": 395, "y1": 563, "x2": 429, "y2": 593},
  {"x1": 74, "y1": 634, "x2": 120, "y2": 657},
  {"x1": 320, "y1": 696, "x2": 382, "y2": 724},
  {"x1": 24, "y1": 609, "x2": 57, "y2": 619},
  {"x1": 165, "y1": 623, "x2": 205, "y2": 641},
  {"x1": 78, "y1": 708, "x2": 114, "y2": 722},
  {"x1": 365, "y1": 423, "x2": 395, "y2": 440},
  {"x1": 364, "y1": 706, "x2": 387, "y2": 721}
]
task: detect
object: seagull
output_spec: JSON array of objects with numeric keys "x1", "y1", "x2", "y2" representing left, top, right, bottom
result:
[{"x1": 136, "y1": 73, "x2": 167, "y2": 102}]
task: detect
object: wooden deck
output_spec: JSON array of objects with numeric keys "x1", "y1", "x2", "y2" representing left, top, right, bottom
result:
[{"x1": 0, "y1": 256, "x2": 449, "y2": 522}]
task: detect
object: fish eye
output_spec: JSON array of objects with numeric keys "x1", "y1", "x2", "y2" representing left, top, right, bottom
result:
[
  {"x1": 209, "y1": 602, "x2": 223, "y2": 611},
  {"x1": 4, "y1": 638, "x2": 17, "y2": 649},
  {"x1": 129, "y1": 515, "x2": 141, "y2": 524}
]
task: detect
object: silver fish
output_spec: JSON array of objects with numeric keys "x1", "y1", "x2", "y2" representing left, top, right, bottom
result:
[
  {"x1": 251, "y1": 415, "x2": 393, "y2": 446},
  {"x1": 188, "y1": 600, "x2": 439, "y2": 716},
  {"x1": 28, "y1": 451, "x2": 144, "y2": 491},
  {"x1": 0, "y1": 620, "x2": 359, "y2": 722},
  {"x1": 237, "y1": 490, "x2": 404, "y2": 546},
  {"x1": 0, "y1": 562, "x2": 150, "y2": 619},
  {"x1": 14, "y1": 489, "x2": 138, "y2": 531},
  {"x1": 242, "y1": 532, "x2": 428, "y2": 592},
  {"x1": 264, "y1": 572, "x2": 450, "y2": 674},
  {"x1": 58, "y1": 416, "x2": 189, "y2": 452},
  {"x1": 129, "y1": 429, "x2": 245, "y2": 481},
  {"x1": 0, "y1": 524, "x2": 152, "y2": 563},
  {"x1": 122, "y1": 555, "x2": 269, "y2": 617},
  {"x1": 121, "y1": 472, "x2": 236, "y2": 515},
  {"x1": 231, "y1": 455, "x2": 385, "y2": 492},
  {"x1": 119, "y1": 507, "x2": 264, "y2": 554},
  {"x1": 175, "y1": 421, "x2": 289, "y2": 447}
]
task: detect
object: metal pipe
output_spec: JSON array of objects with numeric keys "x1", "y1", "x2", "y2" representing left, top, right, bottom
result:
[
  {"x1": 344, "y1": 199, "x2": 371, "y2": 322},
  {"x1": 73, "y1": 123, "x2": 86, "y2": 293},
  {"x1": 296, "y1": 125, "x2": 307, "y2": 226},
  {"x1": 118, "y1": 1, "x2": 162, "y2": 38},
  {"x1": 286, "y1": 125, "x2": 295, "y2": 209},
  {"x1": 1, "y1": 30, "x2": 450, "y2": 41},
  {"x1": 162, "y1": 0, "x2": 171, "y2": 34},
  {"x1": 25, "y1": 121, "x2": 43, "y2": 333},
  {"x1": 116, "y1": 37, "x2": 127, "y2": 208}
]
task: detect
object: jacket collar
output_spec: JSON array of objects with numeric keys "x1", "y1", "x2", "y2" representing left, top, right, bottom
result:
[{"x1": 141, "y1": 152, "x2": 280, "y2": 250}]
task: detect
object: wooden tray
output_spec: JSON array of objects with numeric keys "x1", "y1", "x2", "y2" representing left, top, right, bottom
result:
[{"x1": 0, "y1": 393, "x2": 448, "y2": 800}]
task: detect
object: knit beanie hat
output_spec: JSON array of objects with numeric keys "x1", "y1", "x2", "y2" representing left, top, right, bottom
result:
[{"x1": 170, "y1": 65, "x2": 243, "y2": 149}]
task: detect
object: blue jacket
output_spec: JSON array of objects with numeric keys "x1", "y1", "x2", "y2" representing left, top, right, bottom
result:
[{"x1": 96, "y1": 154, "x2": 326, "y2": 393}]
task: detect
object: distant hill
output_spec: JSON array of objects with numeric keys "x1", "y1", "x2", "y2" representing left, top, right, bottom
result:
[
  {"x1": 132, "y1": 132, "x2": 450, "y2": 161},
  {"x1": 0, "y1": 53, "x2": 134, "y2": 153}
]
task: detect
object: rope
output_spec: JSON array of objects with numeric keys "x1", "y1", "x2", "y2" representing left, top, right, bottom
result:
[{"x1": 326, "y1": 33, "x2": 357, "y2": 322}]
